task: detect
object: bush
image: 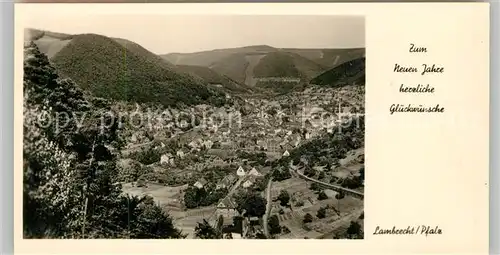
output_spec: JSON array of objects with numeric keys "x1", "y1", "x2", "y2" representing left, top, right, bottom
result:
[
  {"x1": 341, "y1": 176, "x2": 363, "y2": 189},
  {"x1": 317, "y1": 207, "x2": 326, "y2": 219},
  {"x1": 303, "y1": 213, "x2": 313, "y2": 223},
  {"x1": 303, "y1": 167, "x2": 316, "y2": 177},
  {"x1": 268, "y1": 215, "x2": 281, "y2": 235},
  {"x1": 310, "y1": 182, "x2": 320, "y2": 191},
  {"x1": 295, "y1": 201, "x2": 304, "y2": 207},
  {"x1": 335, "y1": 191, "x2": 345, "y2": 200},
  {"x1": 318, "y1": 171, "x2": 325, "y2": 180},
  {"x1": 277, "y1": 190, "x2": 290, "y2": 207},
  {"x1": 184, "y1": 185, "x2": 228, "y2": 209},
  {"x1": 252, "y1": 177, "x2": 267, "y2": 192},
  {"x1": 346, "y1": 221, "x2": 363, "y2": 239},
  {"x1": 281, "y1": 226, "x2": 291, "y2": 234},
  {"x1": 129, "y1": 147, "x2": 162, "y2": 165},
  {"x1": 317, "y1": 190, "x2": 328, "y2": 200},
  {"x1": 272, "y1": 168, "x2": 291, "y2": 181}
]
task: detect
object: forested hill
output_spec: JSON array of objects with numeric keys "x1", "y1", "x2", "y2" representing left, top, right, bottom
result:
[
  {"x1": 309, "y1": 57, "x2": 366, "y2": 88},
  {"x1": 50, "y1": 34, "x2": 227, "y2": 107},
  {"x1": 25, "y1": 28, "x2": 228, "y2": 108}
]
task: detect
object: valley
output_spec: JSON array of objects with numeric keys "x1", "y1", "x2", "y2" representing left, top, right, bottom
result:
[{"x1": 23, "y1": 27, "x2": 365, "y2": 240}]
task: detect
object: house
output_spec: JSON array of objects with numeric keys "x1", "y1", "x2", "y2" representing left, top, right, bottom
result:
[
  {"x1": 249, "y1": 167, "x2": 261, "y2": 177},
  {"x1": 294, "y1": 138, "x2": 301, "y2": 148},
  {"x1": 176, "y1": 150, "x2": 185, "y2": 158},
  {"x1": 229, "y1": 233, "x2": 242, "y2": 239},
  {"x1": 212, "y1": 158, "x2": 226, "y2": 167},
  {"x1": 283, "y1": 150, "x2": 290, "y2": 157},
  {"x1": 242, "y1": 174, "x2": 259, "y2": 188},
  {"x1": 248, "y1": 217, "x2": 261, "y2": 227},
  {"x1": 305, "y1": 132, "x2": 311, "y2": 140},
  {"x1": 217, "y1": 197, "x2": 237, "y2": 210},
  {"x1": 236, "y1": 166, "x2": 246, "y2": 177},
  {"x1": 203, "y1": 140, "x2": 214, "y2": 149},
  {"x1": 194, "y1": 178, "x2": 208, "y2": 189},
  {"x1": 160, "y1": 154, "x2": 170, "y2": 165},
  {"x1": 216, "y1": 175, "x2": 237, "y2": 189},
  {"x1": 242, "y1": 179, "x2": 254, "y2": 188},
  {"x1": 131, "y1": 133, "x2": 138, "y2": 143},
  {"x1": 216, "y1": 200, "x2": 240, "y2": 227},
  {"x1": 188, "y1": 141, "x2": 198, "y2": 149}
]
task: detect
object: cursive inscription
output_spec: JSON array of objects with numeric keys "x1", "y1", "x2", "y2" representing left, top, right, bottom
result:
[
  {"x1": 389, "y1": 104, "x2": 444, "y2": 114},
  {"x1": 390, "y1": 44, "x2": 446, "y2": 114},
  {"x1": 421, "y1": 64, "x2": 444, "y2": 75},
  {"x1": 409, "y1": 43, "x2": 427, "y2": 53},
  {"x1": 399, "y1": 84, "x2": 435, "y2": 93},
  {"x1": 394, "y1": 64, "x2": 418, "y2": 73},
  {"x1": 373, "y1": 225, "x2": 443, "y2": 236}
]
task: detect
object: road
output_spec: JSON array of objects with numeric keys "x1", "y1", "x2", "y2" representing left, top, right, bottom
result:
[
  {"x1": 262, "y1": 178, "x2": 273, "y2": 238},
  {"x1": 289, "y1": 165, "x2": 364, "y2": 199}
]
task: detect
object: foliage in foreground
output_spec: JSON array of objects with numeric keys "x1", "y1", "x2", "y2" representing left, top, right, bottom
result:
[{"x1": 23, "y1": 41, "x2": 184, "y2": 239}]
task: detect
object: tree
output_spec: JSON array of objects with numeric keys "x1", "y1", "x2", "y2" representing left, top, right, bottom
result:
[
  {"x1": 233, "y1": 191, "x2": 266, "y2": 218},
  {"x1": 318, "y1": 171, "x2": 325, "y2": 180},
  {"x1": 23, "y1": 42, "x2": 184, "y2": 239},
  {"x1": 335, "y1": 191, "x2": 345, "y2": 200},
  {"x1": 129, "y1": 196, "x2": 185, "y2": 239},
  {"x1": 252, "y1": 177, "x2": 267, "y2": 192},
  {"x1": 346, "y1": 221, "x2": 363, "y2": 239},
  {"x1": 317, "y1": 207, "x2": 326, "y2": 219},
  {"x1": 268, "y1": 215, "x2": 281, "y2": 235},
  {"x1": 281, "y1": 226, "x2": 291, "y2": 234},
  {"x1": 194, "y1": 219, "x2": 222, "y2": 239},
  {"x1": 317, "y1": 190, "x2": 328, "y2": 200},
  {"x1": 277, "y1": 190, "x2": 290, "y2": 207},
  {"x1": 303, "y1": 213, "x2": 313, "y2": 223},
  {"x1": 310, "y1": 182, "x2": 320, "y2": 191},
  {"x1": 183, "y1": 186, "x2": 206, "y2": 209},
  {"x1": 232, "y1": 216, "x2": 244, "y2": 234}
]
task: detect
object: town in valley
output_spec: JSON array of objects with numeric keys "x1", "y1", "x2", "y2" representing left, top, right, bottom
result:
[{"x1": 23, "y1": 15, "x2": 366, "y2": 240}]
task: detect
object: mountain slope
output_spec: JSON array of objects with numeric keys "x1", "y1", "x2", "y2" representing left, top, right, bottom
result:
[
  {"x1": 284, "y1": 48, "x2": 365, "y2": 69},
  {"x1": 113, "y1": 37, "x2": 177, "y2": 69},
  {"x1": 50, "y1": 33, "x2": 226, "y2": 107},
  {"x1": 161, "y1": 45, "x2": 276, "y2": 66},
  {"x1": 25, "y1": 28, "x2": 74, "y2": 59},
  {"x1": 209, "y1": 53, "x2": 250, "y2": 85},
  {"x1": 253, "y1": 51, "x2": 325, "y2": 79},
  {"x1": 161, "y1": 46, "x2": 365, "y2": 93},
  {"x1": 175, "y1": 64, "x2": 252, "y2": 93},
  {"x1": 309, "y1": 57, "x2": 365, "y2": 87},
  {"x1": 210, "y1": 51, "x2": 327, "y2": 89}
]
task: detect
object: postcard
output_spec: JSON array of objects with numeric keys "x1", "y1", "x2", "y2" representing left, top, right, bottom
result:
[{"x1": 14, "y1": 2, "x2": 489, "y2": 254}]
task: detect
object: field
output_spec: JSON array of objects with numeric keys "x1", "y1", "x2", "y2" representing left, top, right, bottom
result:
[
  {"x1": 121, "y1": 182, "x2": 217, "y2": 238},
  {"x1": 269, "y1": 177, "x2": 363, "y2": 239}
]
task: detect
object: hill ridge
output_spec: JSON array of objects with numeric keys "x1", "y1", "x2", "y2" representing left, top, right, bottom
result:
[{"x1": 42, "y1": 32, "x2": 227, "y2": 107}]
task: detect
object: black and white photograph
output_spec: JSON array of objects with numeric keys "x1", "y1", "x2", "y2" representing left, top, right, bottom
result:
[{"x1": 22, "y1": 14, "x2": 365, "y2": 239}]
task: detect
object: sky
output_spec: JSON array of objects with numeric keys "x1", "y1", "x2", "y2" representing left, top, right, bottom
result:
[{"x1": 23, "y1": 14, "x2": 365, "y2": 54}]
